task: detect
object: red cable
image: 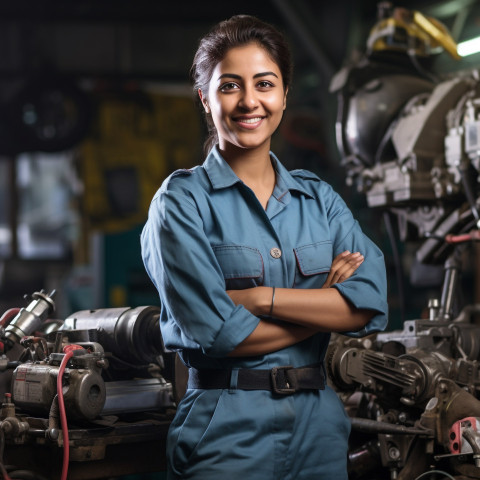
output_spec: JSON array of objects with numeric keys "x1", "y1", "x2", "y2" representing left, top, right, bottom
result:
[
  {"x1": 0, "y1": 309, "x2": 20, "y2": 328},
  {"x1": 57, "y1": 349, "x2": 73, "y2": 480},
  {"x1": 57, "y1": 345, "x2": 83, "y2": 480},
  {"x1": 445, "y1": 230, "x2": 480, "y2": 244},
  {"x1": 0, "y1": 464, "x2": 11, "y2": 480}
]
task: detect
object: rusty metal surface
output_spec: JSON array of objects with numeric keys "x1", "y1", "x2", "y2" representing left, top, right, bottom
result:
[{"x1": 5, "y1": 414, "x2": 172, "y2": 480}]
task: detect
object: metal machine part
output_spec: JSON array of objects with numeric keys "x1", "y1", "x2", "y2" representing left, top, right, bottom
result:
[
  {"x1": 329, "y1": 4, "x2": 480, "y2": 479},
  {"x1": 12, "y1": 349, "x2": 106, "y2": 420},
  {"x1": 449, "y1": 417, "x2": 480, "y2": 459},
  {"x1": 103, "y1": 378, "x2": 172, "y2": 415},
  {"x1": 62, "y1": 306, "x2": 164, "y2": 365},
  {"x1": 327, "y1": 324, "x2": 480, "y2": 479},
  {"x1": 327, "y1": 342, "x2": 455, "y2": 407},
  {"x1": 337, "y1": 74, "x2": 479, "y2": 216},
  {"x1": 332, "y1": 6, "x2": 480, "y2": 265},
  {"x1": 5, "y1": 290, "x2": 56, "y2": 345},
  {"x1": 0, "y1": 296, "x2": 175, "y2": 479}
]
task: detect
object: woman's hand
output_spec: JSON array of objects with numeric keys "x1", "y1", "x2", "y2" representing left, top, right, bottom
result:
[{"x1": 322, "y1": 251, "x2": 364, "y2": 289}]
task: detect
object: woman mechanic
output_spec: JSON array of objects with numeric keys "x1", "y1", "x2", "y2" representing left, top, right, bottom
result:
[{"x1": 141, "y1": 14, "x2": 388, "y2": 480}]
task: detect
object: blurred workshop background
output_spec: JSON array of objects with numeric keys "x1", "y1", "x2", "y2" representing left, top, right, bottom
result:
[{"x1": 0, "y1": 1, "x2": 480, "y2": 479}]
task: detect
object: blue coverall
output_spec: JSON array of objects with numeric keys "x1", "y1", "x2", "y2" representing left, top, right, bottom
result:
[{"x1": 141, "y1": 146, "x2": 388, "y2": 479}]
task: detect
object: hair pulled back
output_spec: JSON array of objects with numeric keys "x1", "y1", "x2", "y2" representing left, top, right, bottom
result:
[{"x1": 190, "y1": 15, "x2": 293, "y2": 155}]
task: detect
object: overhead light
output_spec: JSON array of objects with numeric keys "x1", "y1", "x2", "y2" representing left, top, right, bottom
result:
[{"x1": 457, "y1": 36, "x2": 480, "y2": 57}]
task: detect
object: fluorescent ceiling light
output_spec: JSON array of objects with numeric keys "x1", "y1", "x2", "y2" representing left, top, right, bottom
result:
[{"x1": 458, "y1": 36, "x2": 480, "y2": 57}]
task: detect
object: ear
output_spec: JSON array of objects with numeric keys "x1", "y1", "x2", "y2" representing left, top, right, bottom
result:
[
  {"x1": 198, "y1": 89, "x2": 210, "y2": 114},
  {"x1": 283, "y1": 87, "x2": 289, "y2": 111}
]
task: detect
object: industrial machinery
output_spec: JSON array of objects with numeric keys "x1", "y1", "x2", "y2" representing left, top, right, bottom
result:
[
  {"x1": 0, "y1": 290, "x2": 177, "y2": 480},
  {"x1": 329, "y1": 3, "x2": 480, "y2": 479}
]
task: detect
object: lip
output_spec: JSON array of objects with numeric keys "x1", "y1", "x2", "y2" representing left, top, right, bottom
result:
[{"x1": 233, "y1": 115, "x2": 266, "y2": 130}]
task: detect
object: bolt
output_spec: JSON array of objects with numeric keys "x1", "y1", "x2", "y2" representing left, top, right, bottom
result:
[
  {"x1": 389, "y1": 447, "x2": 401, "y2": 460},
  {"x1": 46, "y1": 428, "x2": 59, "y2": 441}
]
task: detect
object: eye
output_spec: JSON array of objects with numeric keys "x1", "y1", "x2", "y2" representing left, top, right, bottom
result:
[
  {"x1": 257, "y1": 80, "x2": 274, "y2": 89},
  {"x1": 219, "y1": 82, "x2": 239, "y2": 92}
]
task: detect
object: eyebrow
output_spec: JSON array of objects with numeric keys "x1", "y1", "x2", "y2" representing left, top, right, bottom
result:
[{"x1": 217, "y1": 71, "x2": 279, "y2": 81}]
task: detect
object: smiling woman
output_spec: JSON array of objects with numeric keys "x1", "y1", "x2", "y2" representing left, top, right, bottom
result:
[
  {"x1": 141, "y1": 14, "x2": 388, "y2": 480},
  {"x1": 199, "y1": 44, "x2": 287, "y2": 159}
]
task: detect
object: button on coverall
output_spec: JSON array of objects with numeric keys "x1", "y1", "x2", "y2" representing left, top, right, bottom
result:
[{"x1": 141, "y1": 146, "x2": 388, "y2": 480}]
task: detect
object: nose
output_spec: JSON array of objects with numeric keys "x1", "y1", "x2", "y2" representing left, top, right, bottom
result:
[{"x1": 238, "y1": 86, "x2": 258, "y2": 111}]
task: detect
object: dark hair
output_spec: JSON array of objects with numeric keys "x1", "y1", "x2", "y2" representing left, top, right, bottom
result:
[{"x1": 190, "y1": 15, "x2": 293, "y2": 155}]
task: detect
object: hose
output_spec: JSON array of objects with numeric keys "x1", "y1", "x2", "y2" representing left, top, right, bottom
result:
[
  {"x1": 445, "y1": 230, "x2": 480, "y2": 243},
  {"x1": 56, "y1": 349, "x2": 73, "y2": 480},
  {"x1": 0, "y1": 310, "x2": 20, "y2": 328},
  {"x1": 0, "y1": 464, "x2": 11, "y2": 480},
  {"x1": 56, "y1": 344, "x2": 85, "y2": 480}
]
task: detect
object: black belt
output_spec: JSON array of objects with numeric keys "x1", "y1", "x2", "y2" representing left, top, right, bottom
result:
[{"x1": 187, "y1": 363, "x2": 325, "y2": 395}]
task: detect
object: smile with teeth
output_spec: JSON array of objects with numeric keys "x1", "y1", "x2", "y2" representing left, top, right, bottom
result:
[
  {"x1": 234, "y1": 116, "x2": 266, "y2": 129},
  {"x1": 239, "y1": 117, "x2": 263, "y2": 124}
]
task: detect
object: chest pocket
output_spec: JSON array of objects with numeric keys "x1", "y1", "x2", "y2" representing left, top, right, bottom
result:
[
  {"x1": 212, "y1": 245, "x2": 264, "y2": 290},
  {"x1": 293, "y1": 241, "x2": 333, "y2": 288}
]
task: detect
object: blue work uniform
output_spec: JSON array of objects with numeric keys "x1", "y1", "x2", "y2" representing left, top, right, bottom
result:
[{"x1": 141, "y1": 146, "x2": 388, "y2": 480}]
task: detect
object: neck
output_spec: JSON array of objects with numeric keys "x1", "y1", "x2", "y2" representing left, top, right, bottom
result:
[
  {"x1": 219, "y1": 141, "x2": 272, "y2": 183},
  {"x1": 218, "y1": 142, "x2": 276, "y2": 209}
]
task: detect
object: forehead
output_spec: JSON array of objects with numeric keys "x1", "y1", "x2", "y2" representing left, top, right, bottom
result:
[{"x1": 211, "y1": 43, "x2": 282, "y2": 79}]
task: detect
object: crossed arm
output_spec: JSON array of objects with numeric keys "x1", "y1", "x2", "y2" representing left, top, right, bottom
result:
[{"x1": 227, "y1": 251, "x2": 374, "y2": 357}]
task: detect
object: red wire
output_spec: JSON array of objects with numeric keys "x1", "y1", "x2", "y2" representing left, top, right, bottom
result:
[
  {"x1": 446, "y1": 233, "x2": 475, "y2": 243},
  {"x1": 0, "y1": 309, "x2": 20, "y2": 328},
  {"x1": 445, "y1": 230, "x2": 480, "y2": 244},
  {"x1": 0, "y1": 463, "x2": 11, "y2": 480},
  {"x1": 57, "y1": 349, "x2": 74, "y2": 480}
]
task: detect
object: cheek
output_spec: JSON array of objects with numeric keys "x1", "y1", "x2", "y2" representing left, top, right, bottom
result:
[
  {"x1": 211, "y1": 99, "x2": 237, "y2": 129},
  {"x1": 266, "y1": 99, "x2": 286, "y2": 128},
  {"x1": 265, "y1": 96, "x2": 287, "y2": 115}
]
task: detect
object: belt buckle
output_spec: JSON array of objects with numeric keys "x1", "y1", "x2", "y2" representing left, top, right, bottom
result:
[{"x1": 271, "y1": 365, "x2": 297, "y2": 395}]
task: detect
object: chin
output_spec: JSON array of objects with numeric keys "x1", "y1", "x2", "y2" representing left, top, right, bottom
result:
[{"x1": 234, "y1": 136, "x2": 271, "y2": 150}]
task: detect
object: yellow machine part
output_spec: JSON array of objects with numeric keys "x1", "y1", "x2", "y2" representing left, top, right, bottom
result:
[{"x1": 367, "y1": 7, "x2": 461, "y2": 60}]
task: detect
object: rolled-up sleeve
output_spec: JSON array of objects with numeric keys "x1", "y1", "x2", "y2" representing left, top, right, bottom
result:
[
  {"x1": 323, "y1": 185, "x2": 388, "y2": 337},
  {"x1": 141, "y1": 182, "x2": 260, "y2": 357}
]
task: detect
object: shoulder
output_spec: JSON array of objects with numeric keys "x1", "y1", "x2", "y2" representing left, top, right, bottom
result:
[
  {"x1": 151, "y1": 165, "x2": 209, "y2": 200},
  {"x1": 161, "y1": 166, "x2": 204, "y2": 191},
  {"x1": 289, "y1": 168, "x2": 337, "y2": 198},
  {"x1": 289, "y1": 168, "x2": 322, "y2": 182}
]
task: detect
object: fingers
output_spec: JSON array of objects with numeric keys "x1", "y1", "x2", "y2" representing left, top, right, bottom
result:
[
  {"x1": 322, "y1": 251, "x2": 364, "y2": 288},
  {"x1": 332, "y1": 252, "x2": 364, "y2": 283}
]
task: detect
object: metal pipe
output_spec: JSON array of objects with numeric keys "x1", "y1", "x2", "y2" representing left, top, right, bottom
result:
[
  {"x1": 439, "y1": 254, "x2": 461, "y2": 320},
  {"x1": 351, "y1": 417, "x2": 434, "y2": 436}
]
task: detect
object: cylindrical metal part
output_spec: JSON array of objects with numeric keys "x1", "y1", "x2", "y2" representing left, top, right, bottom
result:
[
  {"x1": 102, "y1": 378, "x2": 174, "y2": 415},
  {"x1": 428, "y1": 298, "x2": 440, "y2": 321},
  {"x1": 11, "y1": 359, "x2": 106, "y2": 420},
  {"x1": 1, "y1": 393, "x2": 15, "y2": 419},
  {"x1": 439, "y1": 255, "x2": 461, "y2": 320},
  {"x1": 5, "y1": 291, "x2": 55, "y2": 344},
  {"x1": 62, "y1": 306, "x2": 163, "y2": 364}
]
